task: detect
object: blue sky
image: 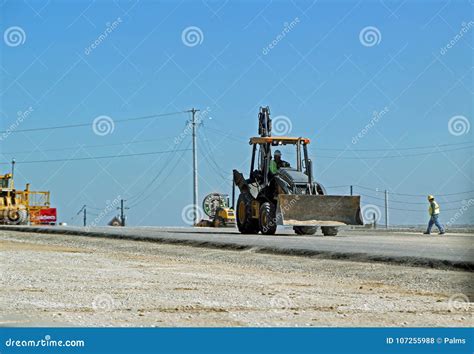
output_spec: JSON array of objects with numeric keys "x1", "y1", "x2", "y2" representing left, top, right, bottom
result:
[{"x1": 0, "y1": 0, "x2": 472, "y2": 226}]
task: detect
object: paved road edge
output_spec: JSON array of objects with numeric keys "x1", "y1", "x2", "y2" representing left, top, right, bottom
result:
[{"x1": 1, "y1": 226, "x2": 472, "y2": 272}]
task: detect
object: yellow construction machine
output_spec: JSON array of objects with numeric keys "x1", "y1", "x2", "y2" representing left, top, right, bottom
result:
[
  {"x1": 233, "y1": 107, "x2": 363, "y2": 236},
  {"x1": 195, "y1": 193, "x2": 236, "y2": 227},
  {"x1": 0, "y1": 172, "x2": 56, "y2": 225}
]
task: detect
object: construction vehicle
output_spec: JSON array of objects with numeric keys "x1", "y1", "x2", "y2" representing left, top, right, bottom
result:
[
  {"x1": 233, "y1": 107, "x2": 363, "y2": 236},
  {"x1": 195, "y1": 193, "x2": 236, "y2": 227},
  {"x1": 108, "y1": 216, "x2": 124, "y2": 226},
  {"x1": 0, "y1": 171, "x2": 56, "y2": 225}
]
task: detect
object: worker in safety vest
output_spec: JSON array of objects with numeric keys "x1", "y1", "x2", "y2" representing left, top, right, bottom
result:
[
  {"x1": 269, "y1": 150, "x2": 290, "y2": 174},
  {"x1": 423, "y1": 195, "x2": 445, "y2": 235}
]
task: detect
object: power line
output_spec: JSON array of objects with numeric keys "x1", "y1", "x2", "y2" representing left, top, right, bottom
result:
[
  {"x1": 0, "y1": 136, "x2": 177, "y2": 155},
  {"x1": 86, "y1": 206, "x2": 104, "y2": 211},
  {"x1": 0, "y1": 148, "x2": 191, "y2": 165},
  {"x1": 123, "y1": 112, "x2": 194, "y2": 206},
  {"x1": 359, "y1": 193, "x2": 469, "y2": 205},
  {"x1": 126, "y1": 140, "x2": 188, "y2": 204},
  {"x1": 316, "y1": 144, "x2": 474, "y2": 159},
  {"x1": 203, "y1": 127, "x2": 247, "y2": 143},
  {"x1": 389, "y1": 190, "x2": 474, "y2": 197},
  {"x1": 362, "y1": 201, "x2": 464, "y2": 213},
  {"x1": 199, "y1": 129, "x2": 232, "y2": 182},
  {"x1": 0, "y1": 111, "x2": 186, "y2": 134},
  {"x1": 317, "y1": 141, "x2": 473, "y2": 151},
  {"x1": 322, "y1": 184, "x2": 474, "y2": 198},
  {"x1": 127, "y1": 141, "x2": 191, "y2": 209},
  {"x1": 353, "y1": 185, "x2": 474, "y2": 197},
  {"x1": 204, "y1": 126, "x2": 473, "y2": 153}
]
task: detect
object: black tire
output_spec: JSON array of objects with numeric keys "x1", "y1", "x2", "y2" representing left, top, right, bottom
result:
[
  {"x1": 321, "y1": 226, "x2": 338, "y2": 236},
  {"x1": 4, "y1": 209, "x2": 28, "y2": 225},
  {"x1": 213, "y1": 216, "x2": 225, "y2": 227},
  {"x1": 259, "y1": 202, "x2": 277, "y2": 235},
  {"x1": 236, "y1": 193, "x2": 259, "y2": 234},
  {"x1": 293, "y1": 226, "x2": 317, "y2": 235}
]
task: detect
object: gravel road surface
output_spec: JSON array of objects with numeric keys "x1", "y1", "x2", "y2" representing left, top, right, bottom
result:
[{"x1": 1, "y1": 230, "x2": 472, "y2": 327}]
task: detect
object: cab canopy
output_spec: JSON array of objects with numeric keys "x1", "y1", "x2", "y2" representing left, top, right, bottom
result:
[{"x1": 249, "y1": 137, "x2": 311, "y2": 145}]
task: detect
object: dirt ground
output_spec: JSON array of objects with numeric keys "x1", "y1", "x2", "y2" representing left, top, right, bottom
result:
[{"x1": 0, "y1": 230, "x2": 472, "y2": 327}]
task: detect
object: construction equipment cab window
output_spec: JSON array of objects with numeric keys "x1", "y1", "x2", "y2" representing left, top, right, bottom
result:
[{"x1": 269, "y1": 149, "x2": 290, "y2": 174}]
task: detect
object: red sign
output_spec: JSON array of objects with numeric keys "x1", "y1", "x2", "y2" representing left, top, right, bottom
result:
[{"x1": 32, "y1": 208, "x2": 57, "y2": 224}]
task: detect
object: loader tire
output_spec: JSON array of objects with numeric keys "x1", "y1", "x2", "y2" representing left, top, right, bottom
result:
[
  {"x1": 4, "y1": 208, "x2": 28, "y2": 225},
  {"x1": 293, "y1": 226, "x2": 317, "y2": 235},
  {"x1": 236, "y1": 193, "x2": 259, "y2": 234},
  {"x1": 259, "y1": 202, "x2": 277, "y2": 235},
  {"x1": 321, "y1": 226, "x2": 338, "y2": 236},
  {"x1": 213, "y1": 216, "x2": 225, "y2": 228}
]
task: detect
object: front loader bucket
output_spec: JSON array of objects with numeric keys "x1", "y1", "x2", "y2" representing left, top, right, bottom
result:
[{"x1": 278, "y1": 194, "x2": 363, "y2": 226}]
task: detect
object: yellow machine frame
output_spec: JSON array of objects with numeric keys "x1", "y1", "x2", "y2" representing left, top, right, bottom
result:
[{"x1": 0, "y1": 173, "x2": 53, "y2": 225}]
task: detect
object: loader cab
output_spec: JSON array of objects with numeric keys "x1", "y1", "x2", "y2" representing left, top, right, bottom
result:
[
  {"x1": 248, "y1": 137, "x2": 313, "y2": 186},
  {"x1": 0, "y1": 174, "x2": 13, "y2": 190}
]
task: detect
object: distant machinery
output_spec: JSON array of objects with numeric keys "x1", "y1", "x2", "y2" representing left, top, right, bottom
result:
[
  {"x1": 195, "y1": 193, "x2": 236, "y2": 227},
  {"x1": 0, "y1": 172, "x2": 56, "y2": 225}
]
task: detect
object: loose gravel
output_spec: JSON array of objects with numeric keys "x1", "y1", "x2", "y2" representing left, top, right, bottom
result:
[{"x1": 0, "y1": 230, "x2": 472, "y2": 327}]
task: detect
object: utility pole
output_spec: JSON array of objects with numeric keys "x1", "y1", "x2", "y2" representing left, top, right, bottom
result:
[
  {"x1": 188, "y1": 108, "x2": 200, "y2": 225},
  {"x1": 120, "y1": 199, "x2": 125, "y2": 226},
  {"x1": 11, "y1": 159, "x2": 15, "y2": 188},
  {"x1": 232, "y1": 180, "x2": 235, "y2": 209},
  {"x1": 117, "y1": 199, "x2": 129, "y2": 226},
  {"x1": 76, "y1": 205, "x2": 87, "y2": 227},
  {"x1": 384, "y1": 190, "x2": 389, "y2": 229}
]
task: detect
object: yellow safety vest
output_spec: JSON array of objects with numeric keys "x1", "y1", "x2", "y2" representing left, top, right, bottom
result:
[{"x1": 429, "y1": 201, "x2": 440, "y2": 215}]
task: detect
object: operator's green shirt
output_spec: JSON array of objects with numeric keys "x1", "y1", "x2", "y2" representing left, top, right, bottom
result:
[{"x1": 270, "y1": 160, "x2": 278, "y2": 174}]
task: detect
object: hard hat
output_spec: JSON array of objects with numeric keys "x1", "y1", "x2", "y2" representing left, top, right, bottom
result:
[
  {"x1": 274, "y1": 150, "x2": 282, "y2": 156},
  {"x1": 428, "y1": 195, "x2": 434, "y2": 200}
]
